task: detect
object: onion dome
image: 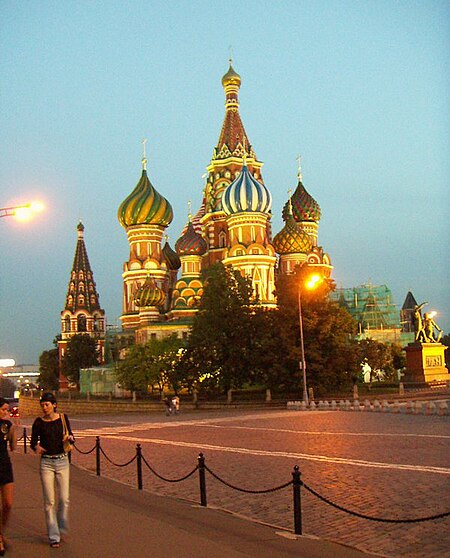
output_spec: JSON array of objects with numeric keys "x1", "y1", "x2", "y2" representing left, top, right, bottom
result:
[
  {"x1": 162, "y1": 239, "x2": 181, "y2": 271},
  {"x1": 181, "y1": 199, "x2": 205, "y2": 235},
  {"x1": 221, "y1": 61, "x2": 241, "y2": 88},
  {"x1": 273, "y1": 204, "x2": 312, "y2": 255},
  {"x1": 283, "y1": 178, "x2": 321, "y2": 223},
  {"x1": 175, "y1": 221, "x2": 207, "y2": 256},
  {"x1": 222, "y1": 163, "x2": 272, "y2": 215},
  {"x1": 134, "y1": 276, "x2": 166, "y2": 308},
  {"x1": 118, "y1": 167, "x2": 173, "y2": 228}
]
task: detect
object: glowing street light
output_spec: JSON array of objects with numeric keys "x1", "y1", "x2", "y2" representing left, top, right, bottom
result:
[
  {"x1": 0, "y1": 202, "x2": 44, "y2": 221},
  {"x1": 298, "y1": 273, "x2": 323, "y2": 405}
]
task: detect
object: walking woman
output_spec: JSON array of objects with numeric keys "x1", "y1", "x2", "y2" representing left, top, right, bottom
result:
[
  {"x1": 30, "y1": 393, "x2": 74, "y2": 549},
  {"x1": 0, "y1": 397, "x2": 17, "y2": 556}
]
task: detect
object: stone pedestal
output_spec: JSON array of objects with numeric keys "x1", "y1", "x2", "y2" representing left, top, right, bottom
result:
[{"x1": 404, "y1": 342, "x2": 448, "y2": 383}]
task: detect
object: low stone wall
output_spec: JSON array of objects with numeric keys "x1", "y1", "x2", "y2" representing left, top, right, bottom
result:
[
  {"x1": 18, "y1": 397, "x2": 166, "y2": 418},
  {"x1": 18, "y1": 397, "x2": 284, "y2": 418}
]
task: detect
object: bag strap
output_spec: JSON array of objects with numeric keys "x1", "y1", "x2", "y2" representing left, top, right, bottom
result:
[{"x1": 60, "y1": 413, "x2": 68, "y2": 437}]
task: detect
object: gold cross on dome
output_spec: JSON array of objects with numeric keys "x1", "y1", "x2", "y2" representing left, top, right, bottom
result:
[{"x1": 296, "y1": 154, "x2": 302, "y2": 181}]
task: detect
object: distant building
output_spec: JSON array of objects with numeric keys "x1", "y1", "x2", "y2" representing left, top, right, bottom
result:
[
  {"x1": 400, "y1": 291, "x2": 418, "y2": 344},
  {"x1": 58, "y1": 222, "x2": 106, "y2": 389},
  {"x1": 330, "y1": 283, "x2": 404, "y2": 344}
]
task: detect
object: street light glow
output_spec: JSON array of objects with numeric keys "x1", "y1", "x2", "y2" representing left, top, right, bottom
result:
[
  {"x1": 305, "y1": 274, "x2": 322, "y2": 290},
  {"x1": 0, "y1": 201, "x2": 45, "y2": 221},
  {"x1": 0, "y1": 359, "x2": 16, "y2": 367}
]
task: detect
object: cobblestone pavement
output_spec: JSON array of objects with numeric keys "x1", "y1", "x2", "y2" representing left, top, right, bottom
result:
[{"x1": 64, "y1": 410, "x2": 450, "y2": 558}]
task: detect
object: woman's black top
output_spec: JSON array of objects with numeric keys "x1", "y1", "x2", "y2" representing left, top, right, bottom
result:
[
  {"x1": 0, "y1": 419, "x2": 14, "y2": 485},
  {"x1": 31, "y1": 414, "x2": 74, "y2": 456}
]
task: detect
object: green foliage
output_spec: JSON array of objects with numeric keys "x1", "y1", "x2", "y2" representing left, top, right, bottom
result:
[
  {"x1": 38, "y1": 348, "x2": 60, "y2": 390},
  {"x1": 442, "y1": 334, "x2": 450, "y2": 368},
  {"x1": 116, "y1": 335, "x2": 185, "y2": 394},
  {"x1": 61, "y1": 334, "x2": 99, "y2": 386},
  {"x1": 275, "y1": 268, "x2": 359, "y2": 395},
  {"x1": 0, "y1": 377, "x2": 15, "y2": 398},
  {"x1": 187, "y1": 263, "x2": 255, "y2": 393}
]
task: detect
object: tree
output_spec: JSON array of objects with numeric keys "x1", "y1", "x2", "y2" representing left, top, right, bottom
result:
[
  {"x1": 186, "y1": 263, "x2": 255, "y2": 393},
  {"x1": 116, "y1": 335, "x2": 185, "y2": 395},
  {"x1": 61, "y1": 334, "x2": 99, "y2": 387},
  {"x1": 275, "y1": 267, "x2": 360, "y2": 395},
  {"x1": 442, "y1": 333, "x2": 450, "y2": 369},
  {"x1": 38, "y1": 348, "x2": 60, "y2": 390},
  {"x1": 246, "y1": 307, "x2": 297, "y2": 393},
  {"x1": 0, "y1": 377, "x2": 15, "y2": 398}
]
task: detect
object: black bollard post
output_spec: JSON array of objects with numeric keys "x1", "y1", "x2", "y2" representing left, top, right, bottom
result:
[
  {"x1": 23, "y1": 427, "x2": 27, "y2": 454},
  {"x1": 96, "y1": 436, "x2": 101, "y2": 476},
  {"x1": 136, "y1": 444, "x2": 143, "y2": 490},
  {"x1": 198, "y1": 453, "x2": 207, "y2": 507},
  {"x1": 292, "y1": 465, "x2": 302, "y2": 535}
]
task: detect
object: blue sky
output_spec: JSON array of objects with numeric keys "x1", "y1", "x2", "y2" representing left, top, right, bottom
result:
[{"x1": 1, "y1": 1, "x2": 448, "y2": 364}]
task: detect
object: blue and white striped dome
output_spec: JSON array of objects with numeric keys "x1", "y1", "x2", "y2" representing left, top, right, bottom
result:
[{"x1": 222, "y1": 164, "x2": 272, "y2": 215}]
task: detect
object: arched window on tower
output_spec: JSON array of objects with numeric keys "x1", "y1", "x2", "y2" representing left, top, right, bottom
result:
[
  {"x1": 77, "y1": 314, "x2": 87, "y2": 332},
  {"x1": 64, "y1": 316, "x2": 71, "y2": 333},
  {"x1": 78, "y1": 294, "x2": 85, "y2": 306},
  {"x1": 219, "y1": 230, "x2": 227, "y2": 248}
]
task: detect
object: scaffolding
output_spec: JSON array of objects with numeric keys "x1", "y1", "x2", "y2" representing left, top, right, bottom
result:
[{"x1": 330, "y1": 283, "x2": 401, "y2": 341}]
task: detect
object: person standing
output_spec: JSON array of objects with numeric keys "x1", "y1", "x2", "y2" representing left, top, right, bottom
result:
[
  {"x1": 30, "y1": 393, "x2": 74, "y2": 549},
  {"x1": 0, "y1": 398, "x2": 17, "y2": 556}
]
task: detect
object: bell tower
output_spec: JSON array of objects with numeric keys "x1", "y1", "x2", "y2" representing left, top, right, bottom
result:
[{"x1": 58, "y1": 222, "x2": 106, "y2": 389}]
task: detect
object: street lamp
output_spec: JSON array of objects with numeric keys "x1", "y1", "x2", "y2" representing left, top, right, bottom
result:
[
  {"x1": 0, "y1": 202, "x2": 44, "y2": 221},
  {"x1": 298, "y1": 273, "x2": 323, "y2": 405}
]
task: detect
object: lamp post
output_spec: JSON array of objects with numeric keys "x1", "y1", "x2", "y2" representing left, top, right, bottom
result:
[
  {"x1": 1, "y1": 202, "x2": 44, "y2": 220},
  {"x1": 298, "y1": 273, "x2": 323, "y2": 405},
  {"x1": 298, "y1": 285, "x2": 308, "y2": 404}
]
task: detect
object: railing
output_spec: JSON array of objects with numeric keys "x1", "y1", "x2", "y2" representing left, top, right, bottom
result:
[{"x1": 18, "y1": 428, "x2": 450, "y2": 535}]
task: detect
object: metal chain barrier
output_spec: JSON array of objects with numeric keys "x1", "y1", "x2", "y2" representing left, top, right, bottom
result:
[
  {"x1": 204, "y1": 463, "x2": 293, "y2": 494},
  {"x1": 73, "y1": 441, "x2": 97, "y2": 455},
  {"x1": 141, "y1": 454, "x2": 198, "y2": 483},
  {"x1": 302, "y1": 481, "x2": 450, "y2": 523},
  {"x1": 99, "y1": 446, "x2": 137, "y2": 468}
]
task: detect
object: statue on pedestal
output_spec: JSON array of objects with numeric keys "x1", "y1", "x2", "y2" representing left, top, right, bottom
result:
[
  {"x1": 413, "y1": 301, "x2": 443, "y2": 343},
  {"x1": 414, "y1": 302, "x2": 427, "y2": 342},
  {"x1": 423, "y1": 313, "x2": 443, "y2": 343}
]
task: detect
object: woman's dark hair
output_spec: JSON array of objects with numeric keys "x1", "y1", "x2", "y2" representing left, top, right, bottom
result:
[{"x1": 40, "y1": 392, "x2": 57, "y2": 404}]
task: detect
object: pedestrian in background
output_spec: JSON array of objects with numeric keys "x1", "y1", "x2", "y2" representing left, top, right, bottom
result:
[
  {"x1": 30, "y1": 393, "x2": 74, "y2": 549},
  {"x1": 0, "y1": 397, "x2": 17, "y2": 555}
]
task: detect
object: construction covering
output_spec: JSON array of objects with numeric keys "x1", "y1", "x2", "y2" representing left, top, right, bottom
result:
[{"x1": 330, "y1": 284, "x2": 401, "y2": 332}]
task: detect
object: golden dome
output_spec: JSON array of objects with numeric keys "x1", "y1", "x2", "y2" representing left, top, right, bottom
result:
[{"x1": 221, "y1": 61, "x2": 241, "y2": 88}]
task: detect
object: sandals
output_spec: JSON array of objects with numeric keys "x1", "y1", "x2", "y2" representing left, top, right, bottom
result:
[{"x1": 50, "y1": 541, "x2": 60, "y2": 548}]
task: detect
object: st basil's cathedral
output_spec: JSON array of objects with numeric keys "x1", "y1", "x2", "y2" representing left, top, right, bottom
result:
[
  {"x1": 117, "y1": 61, "x2": 332, "y2": 344},
  {"x1": 59, "y1": 61, "x2": 332, "y2": 366}
]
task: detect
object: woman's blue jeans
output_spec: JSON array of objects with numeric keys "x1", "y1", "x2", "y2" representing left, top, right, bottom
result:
[{"x1": 40, "y1": 455, "x2": 70, "y2": 544}]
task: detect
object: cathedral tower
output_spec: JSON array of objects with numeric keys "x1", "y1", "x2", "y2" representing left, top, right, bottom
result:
[
  {"x1": 58, "y1": 222, "x2": 105, "y2": 387},
  {"x1": 196, "y1": 61, "x2": 266, "y2": 267},
  {"x1": 221, "y1": 157, "x2": 277, "y2": 306},
  {"x1": 118, "y1": 144, "x2": 173, "y2": 330}
]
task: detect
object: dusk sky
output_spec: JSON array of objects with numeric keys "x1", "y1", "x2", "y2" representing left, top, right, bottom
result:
[{"x1": 1, "y1": 1, "x2": 448, "y2": 365}]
